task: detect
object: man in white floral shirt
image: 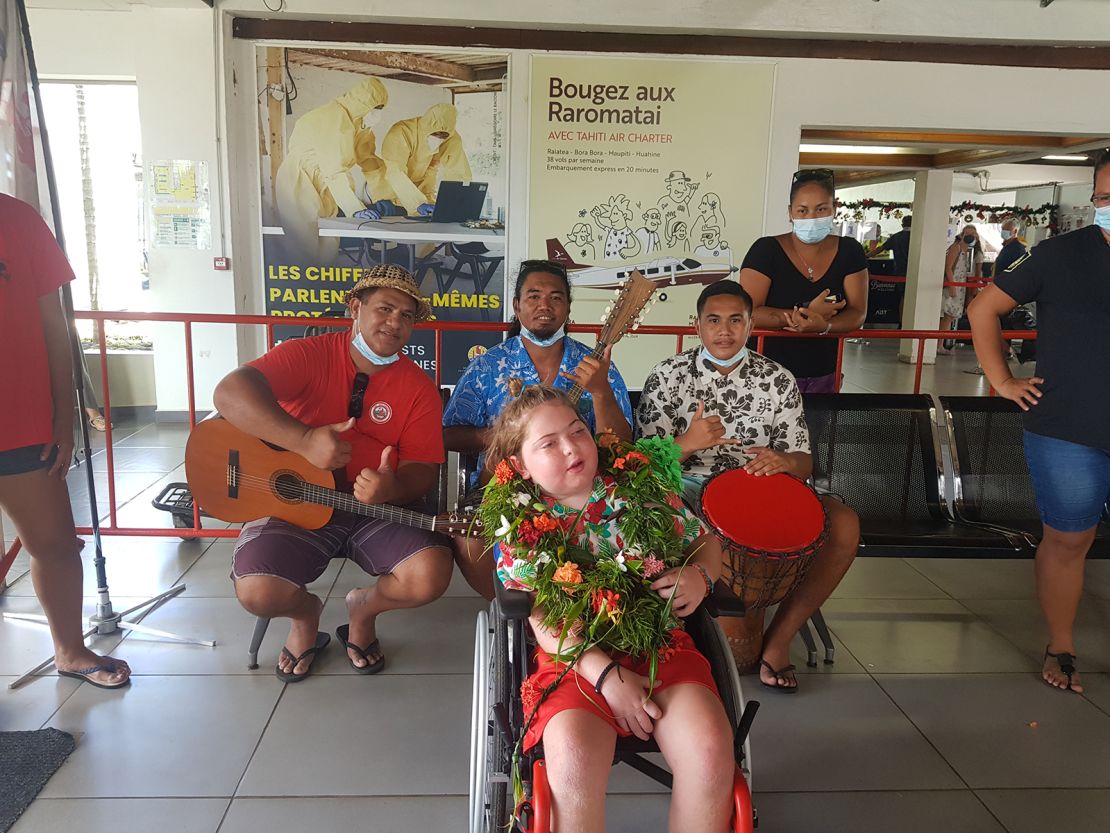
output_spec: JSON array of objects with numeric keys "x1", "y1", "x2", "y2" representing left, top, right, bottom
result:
[{"x1": 637, "y1": 280, "x2": 859, "y2": 693}]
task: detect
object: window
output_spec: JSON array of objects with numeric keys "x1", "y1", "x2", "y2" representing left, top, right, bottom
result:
[{"x1": 39, "y1": 82, "x2": 146, "y2": 345}]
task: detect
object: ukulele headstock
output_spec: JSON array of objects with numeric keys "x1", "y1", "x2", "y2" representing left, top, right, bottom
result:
[{"x1": 598, "y1": 270, "x2": 657, "y2": 346}]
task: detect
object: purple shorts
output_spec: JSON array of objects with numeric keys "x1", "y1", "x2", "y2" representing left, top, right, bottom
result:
[
  {"x1": 231, "y1": 511, "x2": 450, "y2": 588},
  {"x1": 795, "y1": 373, "x2": 839, "y2": 394}
]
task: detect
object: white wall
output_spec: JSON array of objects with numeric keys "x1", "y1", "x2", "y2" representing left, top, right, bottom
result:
[{"x1": 29, "y1": 5, "x2": 236, "y2": 416}]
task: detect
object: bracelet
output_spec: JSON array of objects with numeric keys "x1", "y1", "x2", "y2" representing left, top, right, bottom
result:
[
  {"x1": 693, "y1": 564, "x2": 714, "y2": 599},
  {"x1": 821, "y1": 320, "x2": 832, "y2": 336},
  {"x1": 595, "y1": 660, "x2": 622, "y2": 695}
]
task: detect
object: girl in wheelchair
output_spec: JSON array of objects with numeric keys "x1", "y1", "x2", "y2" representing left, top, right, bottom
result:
[{"x1": 481, "y1": 386, "x2": 736, "y2": 833}]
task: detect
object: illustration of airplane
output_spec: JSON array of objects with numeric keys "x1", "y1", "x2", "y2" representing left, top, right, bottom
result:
[{"x1": 546, "y1": 238, "x2": 737, "y2": 290}]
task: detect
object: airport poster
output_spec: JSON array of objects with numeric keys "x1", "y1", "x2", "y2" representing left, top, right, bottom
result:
[
  {"x1": 527, "y1": 54, "x2": 775, "y2": 381},
  {"x1": 255, "y1": 45, "x2": 509, "y2": 380}
]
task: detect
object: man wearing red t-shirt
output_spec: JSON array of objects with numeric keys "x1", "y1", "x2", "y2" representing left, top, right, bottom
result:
[
  {"x1": 214, "y1": 265, "x2": 450, "y2": 681},
  {"x1": 0, "y1": 193, "x2": 130, "y2": 689}
]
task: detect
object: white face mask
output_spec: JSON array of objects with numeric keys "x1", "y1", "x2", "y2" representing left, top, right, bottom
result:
[
  {"x1": 1000, "y1": 229, "x2": 1013, "y2": 241},
  {"x1": 362, "y1": 109, "x2": 383, "y2": 130},
  {"x1": 792, "y1": 216, "x2": 834, "y2": 245},
  {"x1": 352, "y1": 330, "x2": 398, "y2": 366},
  {"x1": 519, "y1": 324, "x2": 565, "y2": 349},
  {"x1": 427, "y1": 135, "x2": 446, "y2": 152}
]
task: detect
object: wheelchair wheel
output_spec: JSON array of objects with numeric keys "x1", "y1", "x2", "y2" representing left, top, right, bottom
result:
[
  {"x1": 469, "y1": 604, "x2": 512, "y2": 833},
  {"x1": 693, "y1": 613, "x2": 754, "y2": 787}
]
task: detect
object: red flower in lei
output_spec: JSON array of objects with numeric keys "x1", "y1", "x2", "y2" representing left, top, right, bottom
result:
[
  {"x1": 533, "y1": 513, "x2": 559, "y2": 533},
  {"x1": 494, "y1": 459, "x2": 515, "y2": 485},
  {"x1": 517, "y1": 519, "x2": 541, "y2": 547},
  {"x1": 591, "y1": 588, "x2": 621, "y2": 614},
  {"x1": 521, "y1": 677, "x2": 543, "y2": 715}
]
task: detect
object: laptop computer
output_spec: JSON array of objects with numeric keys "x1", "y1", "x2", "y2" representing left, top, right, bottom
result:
[{"x1": 424, "y1": 180, "x2": 488, "y2": 223}]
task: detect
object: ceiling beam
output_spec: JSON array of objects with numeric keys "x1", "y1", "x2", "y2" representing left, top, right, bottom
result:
[
  {"x1": 799, "y1": 152, "x2": 936, "y2": 169},
  {"x1": 800, "y1": 129, "x2": 1077, "y2": 150},
  {"x1": 290, "y1": 48, "x2": 478, "y2": 83},
  {"x1": 233, "y1": 18, "x2": 1110, "y2": 71}
]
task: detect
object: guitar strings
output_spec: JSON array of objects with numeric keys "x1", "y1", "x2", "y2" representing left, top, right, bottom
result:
[{"x1": 222, "y1": 469, "x2": 462, "y2": 531}]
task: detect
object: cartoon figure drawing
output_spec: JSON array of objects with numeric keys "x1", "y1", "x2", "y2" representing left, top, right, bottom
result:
[
  {"x1": 634, "y1": 208, "x2": 662, "y2": 256},
  {"x1": 693, "y1": 225, "x2": 730, "y2": 261},
  {"x1": 667, "y1": 219, "x2": 691, "y2": 253},
  {"x1": 567, "y1": 222, "x2": 597, "y2": 262},
  {"x1": 657, "y1": 170, "x2": 699, "y2": 246},
  {"x1": 591, "y1": 194, "x2": 642, "y2": 261},
  {"x1": 695, "y1": 192, "x2": 725, "y2": 237}
]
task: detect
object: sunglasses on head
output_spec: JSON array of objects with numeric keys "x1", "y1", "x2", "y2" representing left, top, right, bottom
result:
[
  {"x1": 519, "y1": 259, "x2": 568, "y2": 278},
  {"x1": 792, "y1": 168, "x2": 835, "y2": 186},
  {"x1": 348, "y1": 372, "x2": 369, "y2": 419}
]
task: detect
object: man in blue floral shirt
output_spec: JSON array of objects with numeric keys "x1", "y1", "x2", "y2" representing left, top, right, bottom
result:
[{"x1": 444, "y1": 259, "x2": 634, "y2": 596}]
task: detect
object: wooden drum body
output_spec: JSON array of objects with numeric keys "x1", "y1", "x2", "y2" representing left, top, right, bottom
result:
[{"x1": 699, "y1": 469, "x2": 829, "y2": 671}]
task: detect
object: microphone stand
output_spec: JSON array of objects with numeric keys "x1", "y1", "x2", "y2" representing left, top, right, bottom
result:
[{"x1": 4, "y1": 0, "x2": 213, "y2": 690}]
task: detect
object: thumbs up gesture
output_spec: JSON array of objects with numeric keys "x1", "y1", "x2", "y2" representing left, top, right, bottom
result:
[
  {"x1": 299, "y1": 417, "x2": 355, "y2": 470},
  {"x1": 675, "y1": 400, "x2": 741, "y2": 459},
  {"x1": 354, "y1": 445, "x2": 398, "y2": 505}
]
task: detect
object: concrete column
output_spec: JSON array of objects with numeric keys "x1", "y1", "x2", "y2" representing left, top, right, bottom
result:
[{"x1": 899, "y1": 169, "x2": 953, "y2": 364}]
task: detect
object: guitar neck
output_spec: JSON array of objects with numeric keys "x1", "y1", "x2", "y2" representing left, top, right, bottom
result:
[
  {"x1": 288, "y1": 479, "x2": 438, "y2": 531},
  {"x1": 566, "y1": 342, "x2": 608, "y2": 406}
]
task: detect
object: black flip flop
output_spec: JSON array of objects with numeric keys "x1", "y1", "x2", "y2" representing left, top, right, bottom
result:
[
  {"x1": 759, "y1": 659, "x2": 799, "y2": 694},
  {"x1": 275, "y1": 631, "x2": 330, "y2": 683},
  {"x1": 58, "y1": 660, "x2": 131, "y2": 690},
  {"x1": 336, "y1": 624, "x2": 386, "y2": 675},
  {"x1": 1043, "y1": 645, "x2": 1080, "y2": 692}
]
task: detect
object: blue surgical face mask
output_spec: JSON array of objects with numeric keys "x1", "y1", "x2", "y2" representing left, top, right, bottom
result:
[
  {"x1": 792, "y1": 216, "x2": 834, "y2": 245},
  {"x1": 519, "y1": 324, "x2": 565, "y2": 348},
  {"x1": 352, "y1": 330, "x2": 399, "y2": 366},
  {"x1": 1000, "y1": 229, "x2": 1013, "y2": 241},
  {"x1": 1094, "y1": 205, "x2": 1110, "y2": 234},
  {"x1": 699, "y1": 345, "x2": 748, "y2": 368}
]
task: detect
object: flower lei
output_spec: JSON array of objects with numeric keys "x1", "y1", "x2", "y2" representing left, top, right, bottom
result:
[
  {"x1": 481, "y1": 433, "x2": 693, "y2": 664},
  {"x1": 479, "y1": 433, "x2": 696, "y2": 814}
]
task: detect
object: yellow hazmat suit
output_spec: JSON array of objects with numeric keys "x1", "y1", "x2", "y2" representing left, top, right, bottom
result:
[
  {"x1": 353, "y1": 127, "x2": 429, "y2": 216},
  {"x1": 379, "y1": 103, "x2": 473, "y2": 209},
  {"x1": 274, "y1": 77, "x2": 387, "y2": 263}
]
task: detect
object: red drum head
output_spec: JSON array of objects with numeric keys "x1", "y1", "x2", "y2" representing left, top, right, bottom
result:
[{"x1": 700, "y1": 469, "x2": 825, "y2": 554}]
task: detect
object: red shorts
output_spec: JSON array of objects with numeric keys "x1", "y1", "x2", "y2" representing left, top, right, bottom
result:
[{"x1": 521, "y1": 629, "x2": 719, "y2": 751}]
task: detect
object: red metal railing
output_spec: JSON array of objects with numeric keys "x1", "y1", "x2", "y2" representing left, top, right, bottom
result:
[{"x1": 66, "y1": 310, "x2": 1036, "y2": 542}]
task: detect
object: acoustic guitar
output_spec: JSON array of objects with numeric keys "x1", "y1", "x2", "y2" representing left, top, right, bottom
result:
[{"x1": 185, "y1": 418, "x2": 477, "y2": 535}]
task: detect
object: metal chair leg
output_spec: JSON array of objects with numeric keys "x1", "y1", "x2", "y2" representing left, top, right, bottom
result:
[
  {"x1": 798, "y1": 621, "x2": 818, "y2": 668},
  {"x1": 248, "y1": 616, "x2": 271, "y2": 670},
  {"x1": 811, "y1": 608, "x2": 835, "y2": 665}
]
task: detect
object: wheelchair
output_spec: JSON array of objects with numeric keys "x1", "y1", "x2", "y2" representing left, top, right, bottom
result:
[{"x1": 469, "y1": 577, "x2": 759, "y2": 833}]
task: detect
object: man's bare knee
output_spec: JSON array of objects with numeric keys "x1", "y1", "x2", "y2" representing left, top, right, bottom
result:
[
  {"x1": 822, "y1": 497, "x2": 860, "y2": 556},
  {"x1": 235, "y1": 575, "x2": 303, "y2": 617},
  {"x1": 396, "y1": 546, "x2": 453, "y2": 603}
]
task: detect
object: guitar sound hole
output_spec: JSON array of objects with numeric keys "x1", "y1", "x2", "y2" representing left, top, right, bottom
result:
[{"x1": 272, "y1": 472, "x2": 305, "y2": 504}]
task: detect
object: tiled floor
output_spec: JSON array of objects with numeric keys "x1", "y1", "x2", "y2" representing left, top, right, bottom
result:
[{"x1": 4, "y1": 346, "x2": 1110, "y2": 833}]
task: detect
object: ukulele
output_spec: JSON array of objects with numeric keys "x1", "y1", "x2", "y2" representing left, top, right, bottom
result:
[
  {"x1": 566, "y1": 269, "x2": 658, "y2": 406},
  {"x1": 184, "y1": 417, "x2": 478, "y2": 535}
]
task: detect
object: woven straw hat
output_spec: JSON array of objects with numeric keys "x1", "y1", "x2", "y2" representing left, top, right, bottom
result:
[{"x1": 345, "y1": 264, "x2": 433, "y2": 322}]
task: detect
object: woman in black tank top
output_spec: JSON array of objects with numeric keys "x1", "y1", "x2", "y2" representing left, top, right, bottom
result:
[{"x1": 739, "y1": 169, "x2": 870, "y2": 392}]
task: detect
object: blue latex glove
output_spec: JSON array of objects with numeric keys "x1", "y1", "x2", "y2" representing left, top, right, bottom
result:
[
  {"x1": 417, "y1": 203, "x2": 435, "y2": 217},
  {"x1": 353, "y1": 207, "x2": 381, "y2": 221}
]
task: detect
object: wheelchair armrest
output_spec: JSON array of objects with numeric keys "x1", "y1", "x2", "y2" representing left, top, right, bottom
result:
[
  {"x1": 703, "y1": 580, "x2": 746, "y2": 618},
  {"x1": 494, "y1": 570, "x2": 534, "y2": 620}
]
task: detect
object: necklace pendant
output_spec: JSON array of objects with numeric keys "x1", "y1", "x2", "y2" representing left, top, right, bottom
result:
[{"x1": 807, "y1": 266, "x2": 814, "y2": 277}]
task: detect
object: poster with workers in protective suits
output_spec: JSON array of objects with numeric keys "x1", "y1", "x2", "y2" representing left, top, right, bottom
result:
[{"x1": 256, "y1": 46, "x2": 508, "y2": 382}]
